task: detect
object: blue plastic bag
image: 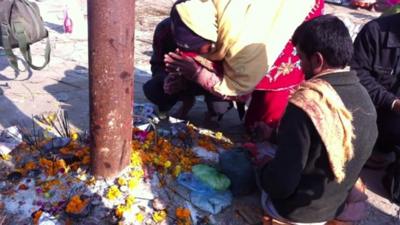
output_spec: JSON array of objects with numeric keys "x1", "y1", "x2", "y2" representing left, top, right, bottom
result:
[
  {"x1": 190, "y1": 190, "x2": 232, "y2": 214},
  {"x1": 177, "y1": 173, "x2": 232, "y2": 214},
  {"x1": 177, "y1": 172, "x2": 215, "y2": 195}
]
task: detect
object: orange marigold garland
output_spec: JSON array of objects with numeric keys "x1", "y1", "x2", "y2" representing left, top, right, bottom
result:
[
  {"x1": 32, "y1": 210, "x2": 43, "y2": 225},
  {"x1": 39, "y1": 158, "x2": 68, "y2": 176},
  {"x1": 176, "y1": 207, "x2": 192, "y2": 225},
  {"x1": 132, "y1": 130, "x2": 200, "y2": 176},
  {"x1": 65, "y1": 195, "x2": 89, "y2": 214}
]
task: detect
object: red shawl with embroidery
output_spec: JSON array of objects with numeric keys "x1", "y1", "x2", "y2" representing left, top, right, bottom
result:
[{"x1": 255, "y1": 0, "x2": 324, "y2": 91}]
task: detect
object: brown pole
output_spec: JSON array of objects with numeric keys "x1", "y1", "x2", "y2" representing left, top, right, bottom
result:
[{"x1": 88, "y1": 0, "x2": 135, "y2": 178}]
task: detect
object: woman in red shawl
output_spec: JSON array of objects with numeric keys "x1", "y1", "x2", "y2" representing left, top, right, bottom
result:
[{"x1": 245, "y1": 0, "x2": 325, "y2": 130}]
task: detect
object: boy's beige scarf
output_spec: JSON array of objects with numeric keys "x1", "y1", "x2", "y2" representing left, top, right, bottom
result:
[{"x1": 290, "y1": 78, "x2": 355, "y2": 183}]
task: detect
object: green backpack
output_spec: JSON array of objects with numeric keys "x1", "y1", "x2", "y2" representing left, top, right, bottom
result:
[{"x1": 0, "y1": 0, "x2": 50, "y2": 71}]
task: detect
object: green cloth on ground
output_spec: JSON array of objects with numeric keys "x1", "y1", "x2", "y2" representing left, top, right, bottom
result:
[{"x1": 192, "y1": 164, "x2": 231, "y2": 191}]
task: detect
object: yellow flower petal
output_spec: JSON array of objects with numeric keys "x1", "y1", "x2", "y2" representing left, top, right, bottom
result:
[
  {"x1": 173, "y1": 165, "x2": 182, "y2": 177},
  {"x1": 135, "y1": 212, "x2": 144, "y2": 223},
  {"x1": 153, "y1": 210, "x2": 167, "y2": 223},
  {"x1": 126, "y1": 195, "x2": 136, "y2": 207},
  {"x1": 215, "y1": 132, "x2": 223, "y2": 140},
  {"x1": 70, "y1": 132, "x2": 79, "y2": 141},
  {"x1": 128, "y1": 179, "x2": 139, "y2": 190},
  {"x1": 130, "y1": 169, "x2": 144, "y2": 179},
  {"x1": 164, "y1": 160, "x2": 172, "y2": 169},
  {"x1": 117, "y1": 177, "x2": 127, "y2": 186},
  {"x1": 115, "y1": 205, "x2": 127, "y2": 218},
  {"x1": 107, "y1": 185, "x2": 122, "y2": 200}
]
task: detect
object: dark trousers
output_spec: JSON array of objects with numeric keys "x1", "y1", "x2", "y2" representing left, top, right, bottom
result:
[
  {"x1": 143, "y1": 75, "x2": 222, "y2": 113},
  {"x1": 375, "y1": 109, "x2": 400, "y2": 156}
]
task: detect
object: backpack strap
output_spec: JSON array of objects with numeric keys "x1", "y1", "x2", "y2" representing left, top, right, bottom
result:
[
  {"x1": 13, "y1": 21, "x2": 50, "y2": 70},
  {"x1": 1, "y1": 23, "x2": 21, "y2": 71}
]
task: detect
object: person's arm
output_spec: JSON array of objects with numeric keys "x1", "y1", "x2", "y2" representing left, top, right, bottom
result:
[
  {"x1": 351, "y1": 22, "x2": 397, "y2": 111},
  {"x1": 164, "y1": 52, "x2": 249, "y2": 101},
  {"x1": 150, "y1": 18, "x2": 176, "y2": 77},
  {"x1": 260, "y1": 104, "x2": 312, "y2": 199}
]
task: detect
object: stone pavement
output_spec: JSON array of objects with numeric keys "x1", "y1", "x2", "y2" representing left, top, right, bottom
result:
[{"x1": 0, "y1": 0, "x2": 399, "y2": 224}]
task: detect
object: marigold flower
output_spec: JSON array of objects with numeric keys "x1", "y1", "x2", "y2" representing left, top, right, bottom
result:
[
  {"x1": 126, "y1": 195, "x2": 136, "y2": 207},
  {"x1": 130, "y1": 169, "x2": 144, "y2": 179},
  {"x1": 24, "y1": 161, "x2": 37, "y2": 170},
  {"x1": 117, "y1": 177, "x2": 127, "y2": 186},
  {"x1": 130, "y1": 151, "x2": 142, "y2": 166},
  {"x1": 173, "y1": 165, "x2": 182, "y2": 177},
  {"x1": 32, "y1": 210, "x2": 43, "y2": 225},
  {"x1": 56, "y1": 159, "x2": 67, "y2": 170},
  {"x1": 82, "y1": 155, "x2": 90, "y2": 165},
  {"x1": 152, "y1": 210, "x2": 167, "y2": 223},
  {"x1": 70, "y1": 132, "x2": 79, "y2": 141},
  {"x1": 59, "y1": 147, "x2": 71, "y2": 155},
  {"x1": 114, "y1": 195, "x2": 136, "y2": 218},
  {"x1": 177, "y1": 220, "x2": 192, "y2": 225},
  {"x1": 176, "y1": 207, "x2": 191, "y2": 219},
  {"x1": 69, "y1": 162, "x2": 80, "y2": 171},
  {"x1": 115, "y1": 205, "x2": 127, "y2": 218},
  {"x1": 19, "y1": 161, "x2": 38, "y2": 175},
  {"x1": 107, "y1": 185, "x2": 122, "y2": 200},
  {"x1": 176, "y1": 207, "x2": 192, "y2": 225},
  {"x1": 164, "y1": 160, "x2": 172, "y2": 169},
  {"x1": 198, "y1": 136, "x2": 217, "y2": 152},
  {"x1": 131, "y1": 129, "x2": 200, "y2": 177},
  {"x1": 41, "y1": 179, "x2": 61, "y2": 192},
  {"x1": 65, "y1": 195, "x2": 89, "y2": 214},
  {"x1": 135, "y1": 212, "x2": 145, "y2": 223},
  {"x1": 128, "y1": 178, "x2": 139, "y2": 190},
  {"x1": 39, "y1": 158, "x2": 68, "y2": 176}
]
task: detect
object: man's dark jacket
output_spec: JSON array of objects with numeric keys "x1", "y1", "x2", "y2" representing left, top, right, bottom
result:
[
  {"x1": 260, "y1": 72, "x2": 378, "y2": 222},
  {"x1": 351, "y1": 13, "x2": 400, "y2": 111}
]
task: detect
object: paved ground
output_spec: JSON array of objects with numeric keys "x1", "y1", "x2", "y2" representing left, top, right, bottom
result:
[{"x1": 0, "y1": 1, "x2": 399, "y2": 224}]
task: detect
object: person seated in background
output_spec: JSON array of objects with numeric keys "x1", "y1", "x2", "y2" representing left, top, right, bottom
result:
[
  {"x1": 350, "y1": 13, "x2": 400, "y2": 169},
  {"x1": 259, "y1": 15, "x2": 377, "y2": 224},
  {"x1": 143, "y1": 1, "x2": 232, "y2": 123}
]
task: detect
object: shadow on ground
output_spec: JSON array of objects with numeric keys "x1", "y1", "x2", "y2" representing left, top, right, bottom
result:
[
  {"x1": 43, "y1": 65, "x2": 89, "y2": 131},
  {"x1": 0, "y1": 50, "x2": 33, "y2": 81},
  {"x1": 44, "y1": 21, "x2": 64, "y2": 34},
  {"x1": 0, "y1": 55, "x2": 33, "y2": 128},
  {"x1": 41, "y1": 67, "x2": 154, "y2": 132}
]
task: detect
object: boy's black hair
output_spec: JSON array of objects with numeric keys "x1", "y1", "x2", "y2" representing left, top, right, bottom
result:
[{"x1": 292, "y1": 15, "x2": 353, "y2": 68}]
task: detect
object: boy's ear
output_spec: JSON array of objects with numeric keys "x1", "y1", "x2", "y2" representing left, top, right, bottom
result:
[{"x1": 311, "y1": 52, "x2": 324, "y2": 73}]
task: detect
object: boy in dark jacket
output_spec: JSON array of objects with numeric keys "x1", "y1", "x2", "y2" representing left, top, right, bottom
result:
[
  {"x1": 351, "y1": 13, "x2": 400, "y2": 168},
  {"x1": 260, "y1": 15, "x2": 378, "y2": 224}
]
